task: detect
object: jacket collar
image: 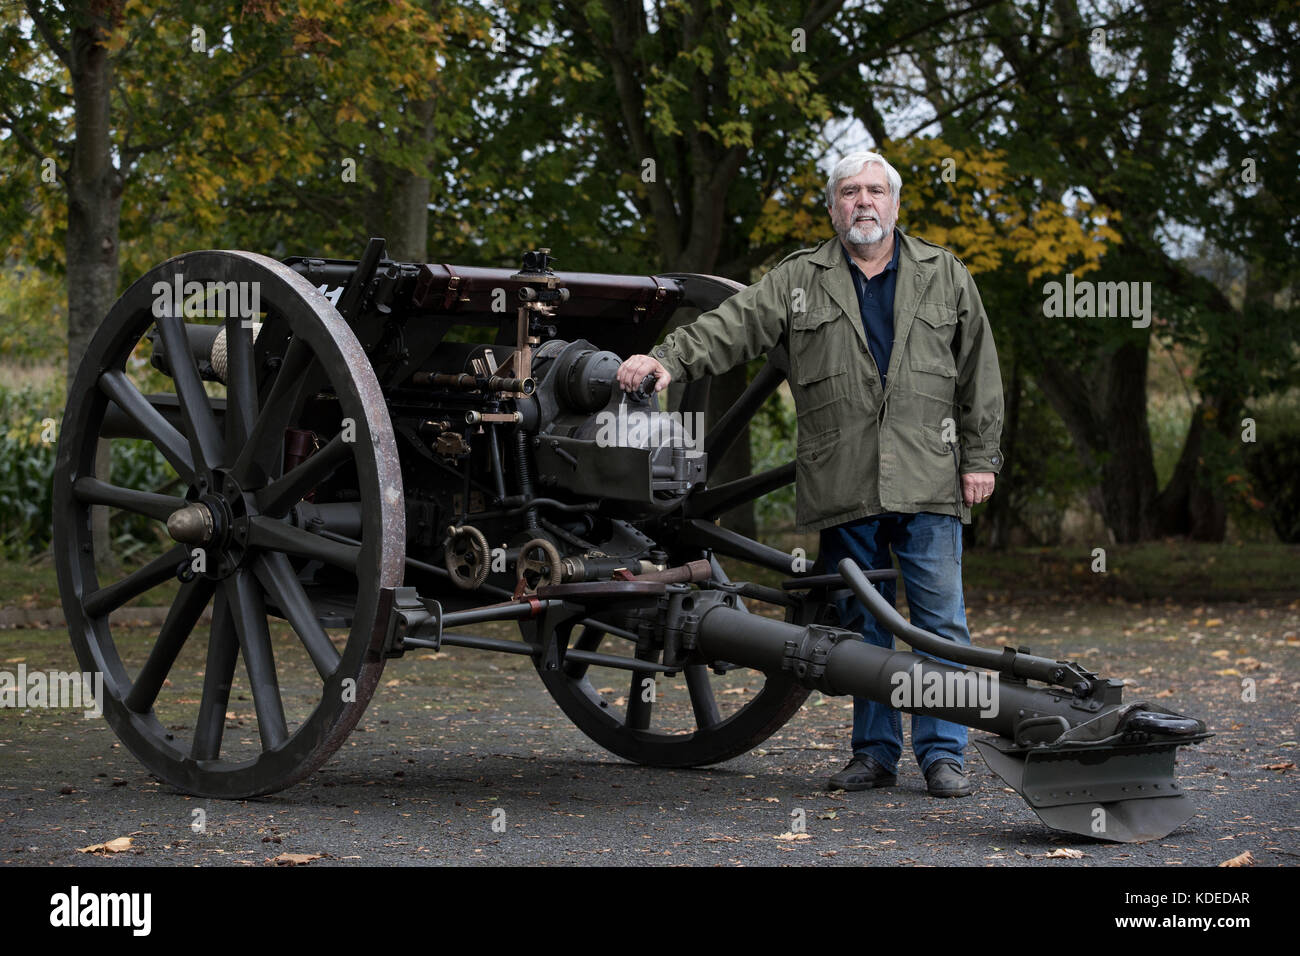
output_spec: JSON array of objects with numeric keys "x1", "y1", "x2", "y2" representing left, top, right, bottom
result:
[{"x1": 807, "y1": 229, "x2": 940, "y2": 268}]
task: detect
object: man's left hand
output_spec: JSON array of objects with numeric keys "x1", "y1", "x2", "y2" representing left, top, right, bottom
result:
[{"x1": 962, "y1": 472, "x2": 996, "y2": 506}]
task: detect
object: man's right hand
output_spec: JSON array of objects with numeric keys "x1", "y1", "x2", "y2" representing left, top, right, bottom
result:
[{"x1": 616, "y1": 355, "x2": 671, "y2": 393}]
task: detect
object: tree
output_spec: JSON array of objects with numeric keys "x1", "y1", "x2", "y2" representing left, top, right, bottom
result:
[{"x1": 878, "y1": 0, "x2": 1299, "y2": 541}]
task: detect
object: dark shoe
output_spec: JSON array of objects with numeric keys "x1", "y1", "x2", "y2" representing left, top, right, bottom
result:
[
  {"x1": 827, "y1": 754, "x2": 897, "y2": 792},
  {"x1": 925, "y1": 759, "x2": 973, "y2": 798}
]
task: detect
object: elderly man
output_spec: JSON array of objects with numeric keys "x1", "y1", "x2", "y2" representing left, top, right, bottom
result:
[{"x1": 616, "y1": 150, "x2": 1004, "y2": 798}]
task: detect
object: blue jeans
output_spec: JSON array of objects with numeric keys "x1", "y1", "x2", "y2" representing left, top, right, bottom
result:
[{"x1": 819, "y1": 512, "x2": 971, "y2": 774}]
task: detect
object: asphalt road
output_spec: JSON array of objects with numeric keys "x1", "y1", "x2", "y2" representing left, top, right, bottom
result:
[{"x1": 1, "y1": 596, "x2": 1296, "y2": 867}]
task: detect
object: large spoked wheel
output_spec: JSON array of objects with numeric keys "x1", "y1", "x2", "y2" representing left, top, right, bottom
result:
[
  {"x1": 53, "y1": 250, "x2": 404, "y2": 798},
  {"x1": 524, "y1": 272, "x2": 812, "y2": 767},
  {"x1": 523, "y1": 574, "x2": 811, "y2": 768}
]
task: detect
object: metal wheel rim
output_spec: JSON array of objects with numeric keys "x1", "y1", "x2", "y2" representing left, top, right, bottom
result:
[{"x1": 52, "y1": 250, "x2": 404, "y2": 798}]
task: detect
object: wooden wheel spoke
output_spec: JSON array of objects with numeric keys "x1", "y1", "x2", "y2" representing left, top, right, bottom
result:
[
  {"x1": 73, "y1": 476, "x2": 184, "y2": 523},
  {"x1": 685, "y1": 664, "x2": 721, "y2": 730},
  {"x1": 254, "y1": 432, "x2": 351, "y2": 517},
  {"x1": 225, "y1": 571, "x2": 289, "y2": 751},
  {"x1": 231, "y1": 336, "x2": 314, "y2": 485},
  {"x1": 625, "y1": 649, "x2": 657, "y2": 731},
  {"x1": 98, "y1": 370, "x2": 194, "y2": 481},
  {"x1": 254, "y1": 552, "x2": 341, "y2": 680},
  {"x1": 224, "y1": 316, "x2": 258, "y2": 456},
  {"x1": 192, "y1": 590, "x2": 239, "y2": 761},
  {"x1": 562, "y1": 625, "x2": 604, "y2": 680},
  {"x1": 247, "y1": 516, "x2": 360, "y2": 572},
  {"x1": 82, "y1": 544, "x2": 188, "y2": 618},
  {"x1": 59, "y1": 250, "x2": 405, "y2": 798},
  {"x1": 125, "y1": 577, "x2": 216, "y2": 713},
  {"x1": 154, "y1": 311, "x2": 224, "y2": 470}
]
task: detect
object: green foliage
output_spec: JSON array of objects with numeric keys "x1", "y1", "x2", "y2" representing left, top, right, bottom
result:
[
  {"x1": 749, "y1": 387, "x2": 796, "y2": 533},
  {"x1": 0, "y1": 378, "x2": 173, "y2": 558},
  {"x1": 999, "y1": 375, "x2": 1097, "y2": 545},
  {"x1": 0, "y1": 264, "x2": 66, "y2": 365},
  {"x1": 1244, "y1": 395, "x2": 1300, "y2": 543},
  {"x1": 0, "y1": 379, "x2": 61, "y2": 558}
]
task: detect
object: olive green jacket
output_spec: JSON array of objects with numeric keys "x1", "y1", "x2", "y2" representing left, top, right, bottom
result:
[{"x1": 652, "y1": 231, "x2": 1004, "y2": 533}]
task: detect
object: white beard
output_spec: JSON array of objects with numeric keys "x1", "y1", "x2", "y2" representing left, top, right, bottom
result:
[{"x1": 847, "y1": 219, "x2": 885, "y2": 245}]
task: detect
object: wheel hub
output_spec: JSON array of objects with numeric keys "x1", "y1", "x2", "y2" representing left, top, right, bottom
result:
[
  {"x1": 165, "y1": 473, "x2": 255, "y2": 579},
  {"x1": 166, "y1": 503, "x2": 214, "y2": 544}
]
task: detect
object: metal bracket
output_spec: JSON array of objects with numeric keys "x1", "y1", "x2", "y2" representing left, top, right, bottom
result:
[
  {"x1": 382, "y1": 586, "x2": 443, "y2": 658},
  {"x1": 780, "y1": 624, "x2": 852, "y2": 692}
]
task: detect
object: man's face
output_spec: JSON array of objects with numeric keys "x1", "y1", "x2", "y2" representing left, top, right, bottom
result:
[{"x1": 829, "y1": 163, "x2": 899, "y2": 247}]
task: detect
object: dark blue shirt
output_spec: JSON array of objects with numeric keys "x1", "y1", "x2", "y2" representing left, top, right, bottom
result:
[{"x1": 842, "y1": 229, "x2": 901, "y2": 388}]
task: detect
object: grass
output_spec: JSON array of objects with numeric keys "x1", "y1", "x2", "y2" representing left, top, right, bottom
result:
[
  {"x1": 706, "y1": 532, "x2": 1300, "y2": 605},
  {"x1": 0, "y1": 537, "x2": 1295, "y2": 617},
  {"x1": 0, "y1": 551, "x2": 180, "y2": 613}
]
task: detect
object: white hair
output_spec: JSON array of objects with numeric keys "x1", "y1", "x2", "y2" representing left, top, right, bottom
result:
[{"x1": 825, "y1": 151, "x2": 902, "y2": 206}]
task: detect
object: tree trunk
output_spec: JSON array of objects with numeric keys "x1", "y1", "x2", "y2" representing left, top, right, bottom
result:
[
  {"x1": 1152, "y1": 400, "x2": 1230, "y2": 540},
  {"x1": 63, "y1": 14, "x2": 123, "y2": 571},
  {"x1": 1034, "y1": 341, "x2": 1159, "y2": 543},
  {"x1": 64, "y1": 19, "x2": 121, "y2": 390}
]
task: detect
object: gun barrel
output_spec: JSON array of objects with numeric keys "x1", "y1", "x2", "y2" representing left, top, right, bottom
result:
[{"x1": 686, "y1": 562, "x2": 1210, "y2": 843}]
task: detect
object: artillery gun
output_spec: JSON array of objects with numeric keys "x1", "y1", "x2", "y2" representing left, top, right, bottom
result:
[{"x1": 52, "y1": 240, "x2": 1209, "y2": 842}]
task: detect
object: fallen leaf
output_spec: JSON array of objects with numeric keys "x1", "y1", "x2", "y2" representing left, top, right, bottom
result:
[
  {"x1": 270, "y1": 852, "x2": 324, "y2": 866},
  {"x1": 78, "y1": 837, "x2": 133, "y2": 854},
  {"x1": 1218, "y1": 850, "x2": 1255, "y2": 867},
  {"x1": 773, "y1": 831, "x2": 812, "y2": 841},
  {"x1": 1045, "y1": 848, "x2": 1085, "y2": 859},
  {"x1": 1260, "y1": 762, "x2": 1294, "y2": 772}
]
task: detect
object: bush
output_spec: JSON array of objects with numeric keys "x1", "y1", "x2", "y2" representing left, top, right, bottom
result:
[
  {"x1": 0, "y1": 379, "x2": 60, "y2": 559},
  {"x1": 0, "y1": 377, "x2": 175, "y2": 559},
  {"x1": 1244, "y1": 397, "x2": 1300, "y2": 543},
  {"x1": 750, "y1": 386, "x2": 797, "y2": 532}
]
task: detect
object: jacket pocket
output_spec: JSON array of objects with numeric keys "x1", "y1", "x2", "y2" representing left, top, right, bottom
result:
[
  {"x1": 908, "y1": 350, "x2": 957, "y2": 403},
  {"x1": 915, "y1": 302, "x2": 958, "y2": 329},
  {"x1": 791, "y1": 309, "x2": 851, "y2": 425},
  {"x1": 792, "y1": 309, "x2": 848, "y2": 382},
  {"x1": 885, "y1": 420, "x2": 960, "y2": 508},
  {"x1": 795, "y1": 426, "x2": 853, "y2": 525}
]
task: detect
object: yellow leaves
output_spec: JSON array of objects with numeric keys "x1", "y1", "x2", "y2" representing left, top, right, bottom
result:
[
  {"x1": 885, "y1": 136, "x2": 1120, "y2": 279},
  {"x1": 102, "y1": 28, "x2": 130, "y2": 55},
  {"x1": 335, "y1": 101, "x2": 364, "y2": 125},
  {"x1": 748, "y1": 161, "x2": 836, "y2": 251}
]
